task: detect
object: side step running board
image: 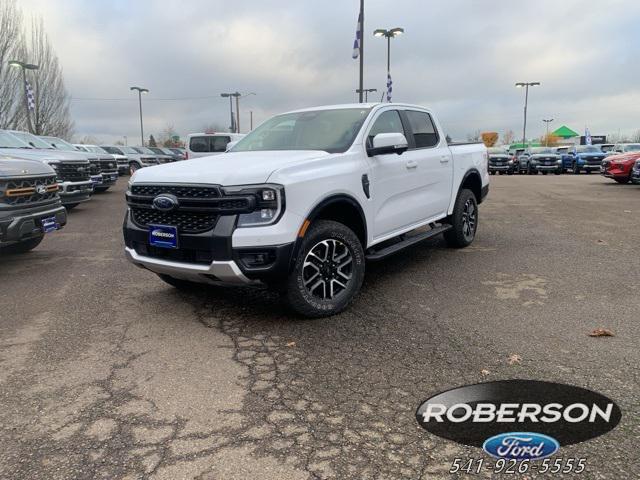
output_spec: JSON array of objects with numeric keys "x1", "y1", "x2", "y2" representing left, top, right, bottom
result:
[{"x1": 365, "y1": 224, "x2": 452, "y2": 261}]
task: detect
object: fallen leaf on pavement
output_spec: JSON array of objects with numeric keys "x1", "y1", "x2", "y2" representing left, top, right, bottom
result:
[
  {"x1": 286, "y1": 341, "x2": 296, "y2": 347},
  {"x1": 481, "y1": 369, "x2": 490, "y2": 376},
  {"x1": 589, "y1": 328, "x2": 614, "y2": 337},
  {"x1": 508, "y1": 354, "x2": 522, "y2": 365}
]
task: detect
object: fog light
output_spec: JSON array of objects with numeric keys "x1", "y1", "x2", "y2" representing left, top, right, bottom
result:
[
  {"x1": 239, "y1": 251, "x2": 276, "y2": 268},
  {"x1": 261, "y1": 208, "x2": 275, "y2": 219}
]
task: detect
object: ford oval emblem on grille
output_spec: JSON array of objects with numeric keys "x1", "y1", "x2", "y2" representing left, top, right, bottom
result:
[
  {"x1": 36, "y1": 184, "x2": 48, "y2": 195},
  {"x1": 153, "y1": 194, "x2": 179, "y2": 211}
]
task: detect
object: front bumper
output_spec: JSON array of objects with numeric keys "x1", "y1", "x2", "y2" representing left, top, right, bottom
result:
[
  {"x1": 531, "y1": 163, "x2": 562, "y2": 171},
  {"x1": 117, "y1": 164, "x2": 129, "y2": 175},
  {"x1": 59, "y1": 180, "x2": 93, "y2": 205},
  {"x1": 123, "y1": 209, "x2": 295, "y2": 286},
  {"x1": 488, "y1": 165, "x2": 513, "y2": 172},
  {"x1": 0, "y1": 203, "x2": 67, "y2": 246},
  {"x1": 98, "y1": 172, "x2": 118, "y2": 187},
  {"x1": 578, "y1": 163, "x2": 601, "y2": 170}
]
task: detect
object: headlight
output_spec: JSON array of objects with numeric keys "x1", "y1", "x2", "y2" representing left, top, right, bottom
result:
[
  {"x1": 43, "y1": 160, "x2": 60, "y2": 171},
  {"x1": 221, "y1": 184, "x2": 285, "y2": 227}
]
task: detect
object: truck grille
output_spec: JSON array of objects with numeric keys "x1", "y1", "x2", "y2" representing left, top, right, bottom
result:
[
  {"x1": 131, "y1": 185, "x2": 221, "y2": 198},
  {"x1": 1, "y1": 175, "x2": 59, "y2": 207},
  {"x1": 89, "y1": 160, "x2": 102, "y2": 175},
  {"x1": 99, "y1": 158, "x2": 118, "y2": 172},
  {"x1": 56, "y1": 162, "x2": 91, "y2": 182},
  {"x1": 131, "y1": 208, "x2": 219, "y2": 233}
]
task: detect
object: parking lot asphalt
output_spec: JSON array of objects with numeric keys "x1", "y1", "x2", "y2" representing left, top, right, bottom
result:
[{"x1": 1, "y1": 175, "x2": 639, "y2": 479}]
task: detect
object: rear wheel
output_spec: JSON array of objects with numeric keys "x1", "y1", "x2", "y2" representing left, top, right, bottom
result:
[
  {"x1": 444, "y1": 189, "x2": 478, "y2": 248},
  {"x1": 284, "y1": 220, "x2": 365, "y2": 318},
  {"x1": 0, "y1": 236, "x2": 44, "y2": 254}
]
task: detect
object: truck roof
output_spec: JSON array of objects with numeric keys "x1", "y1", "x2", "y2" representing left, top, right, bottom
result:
[{"x1": 284, "y1": 103, "x2": 432, "y2": 115}]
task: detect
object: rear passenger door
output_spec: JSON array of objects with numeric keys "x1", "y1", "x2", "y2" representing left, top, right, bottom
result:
[{"x1": 400, "y1": 109, "x2": 453, "y2": 221}]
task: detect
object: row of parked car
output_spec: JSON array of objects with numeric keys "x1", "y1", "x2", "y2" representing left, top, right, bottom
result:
[
  {"x1": 487, "y1": 143, "x2": 640, "y2": 184},
  {"x1": 0, "y1": 130, "x2": 249, "y2": 255}
]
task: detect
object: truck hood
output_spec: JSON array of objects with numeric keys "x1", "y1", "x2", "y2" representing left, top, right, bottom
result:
[
  {"x1": 132, "y1": 150, "x2": 330, "y2": 185},
  {"x1": 0, "y1": 148, "x2": 88, "y2": 163},
  {"x1": 0, "y1": 156, "x2": 55, "y2": 177}
]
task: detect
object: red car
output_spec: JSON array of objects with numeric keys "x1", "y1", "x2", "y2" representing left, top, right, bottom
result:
[{"x1": 601, "y1": 152, "x2": 640, "y2": 184}]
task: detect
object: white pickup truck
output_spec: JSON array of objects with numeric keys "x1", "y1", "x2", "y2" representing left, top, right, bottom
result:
[{"x1": 124, "y1": 103, "x2": 489, "y2": 317}]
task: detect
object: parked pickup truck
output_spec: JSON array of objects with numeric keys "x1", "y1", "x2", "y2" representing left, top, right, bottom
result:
[
  {"x1": 521, "y1": 147, "x2": 563, "y2": 175},
  {"x1": 124, "y1": 103, "x2": 489, "y2": 317},
  {"x1": 101, "y1": 145, "x2": 160, "y2": 174},
  {"x1": 0, "y1": 155, "x2": 67, "y2": 254},
  {"x1": 567, "y1": 145, "x2": 606, "y2": 174},
  {"x1": 0, "y1": 131, "x2": 93, "y2": 209},
  {"x1": 487, "y1": 147, "x2": 514, "y2": 175}
]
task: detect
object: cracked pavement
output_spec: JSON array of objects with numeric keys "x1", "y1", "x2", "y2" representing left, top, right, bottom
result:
[{"x1": 1, "y1": 175, "x2": 638, "y2": 479}]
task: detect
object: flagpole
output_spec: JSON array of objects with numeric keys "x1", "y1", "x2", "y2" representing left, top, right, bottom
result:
[{"x1": 358, "y1": 0, "x2": 364, "y2": 103}]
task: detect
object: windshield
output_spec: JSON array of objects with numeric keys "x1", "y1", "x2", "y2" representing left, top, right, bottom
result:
[
  {"x1": 623, "y1": 144, "x2": 640, "y2": 152},
  {"x1": 0, "y1": 131, "x2": 32, "y2": 149},
  {"x1": 10, "y1": 131, "x2": 54, "y2": 149},
  {"x1": 133, "y1": 147, "x2": 155, "y2": 154},
  {"x1": 232, "y1": 108, "x2": 371, "y2": 154},
  {"x1": 85, "y1": 145, "x2": 108, "y2": 154},
  {"x1": 576, "y1": 146, "x2": 601, "y2": 153},
  {"x1": 149, "y1": 147, "x2": 165, "y2": 154},
  {"x1": 42, "y1": 136, "x2": 77, "y2": 151},
  {"x1": 600, "y1": 144, "x2": 614, "y2": 152},
  {"x1": 530, "y1": 147, "x2": 555, "y2": 154}
]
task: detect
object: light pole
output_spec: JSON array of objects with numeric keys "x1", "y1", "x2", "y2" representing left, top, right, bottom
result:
[
  {"x1": 221, "y1": 92, "x2": 239, "y2": 133},
  {"x1": 8, "y1": 60, "x2": 39, "y2": 133},
  {"x1": 373, "y1": 27, "x2": 404, "y2": 102},
  {"x1": 543, "y1": 118, "x2": 554, "y2": 146},
  {"x1": 130, "y1": 86, "x2": 149, "y2": 146},
  {"x1": 515, "y1": 82, "x2": 540, "y2": 149},
  {"x1": 356, "y1": 88, "x2": 377, "y2": 102}
]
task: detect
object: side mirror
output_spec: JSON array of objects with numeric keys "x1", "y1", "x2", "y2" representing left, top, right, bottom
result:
[
  {"x1": 225, "y1": 141, "x2": 238, "y2": 152},
  {"x1": 367, "y1": 133, "x2": 408, "y2": 157}
]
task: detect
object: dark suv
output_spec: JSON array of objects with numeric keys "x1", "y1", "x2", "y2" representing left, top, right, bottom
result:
[
  {"x1": 487, "y1": 147, "x2": 515, "y2": 175},
  {"x1": 0, "y1": 156, "x2": 67, "y2": 254}
]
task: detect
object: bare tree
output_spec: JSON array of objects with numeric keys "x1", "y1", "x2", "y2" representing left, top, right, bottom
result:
[
  {"x1": 631, "y1": 130, "x2": 640, "y2": 143},
  {"x1": 466, "y1": 130, "x2": 481, "y2": 142},
  {"x1": 0, "y1": 0, "x2": 26, "y2": 129},
  {"x1": 158, "y1": 124, "x2": 182, "y2": 147},
  {"x1": 200, "y1": 123, "x2": 226, "y2": 134},
  {"x1": 25, "y1": 17, "x2": 74, "y2": 139},
  {"x1": 502, "y1": 129, "x2": 515, "y2": 145}
]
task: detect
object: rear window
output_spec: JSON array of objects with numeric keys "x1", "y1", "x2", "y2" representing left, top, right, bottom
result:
[
  {"x1": 189, "y1": 135, "x2": 231, "y2": 153},
  {"x1": 405, "y1": 111, "x2": 439, "y2": 148}
]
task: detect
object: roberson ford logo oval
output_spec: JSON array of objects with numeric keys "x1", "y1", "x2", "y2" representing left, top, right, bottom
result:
[
  {"x1": 152, "y1": 194, "x2": 179, "y2": 211},
  {"x1": 415, "y1": 380, "x2": 621, "y2": 455},
  {"x1": 482, "y1": 432, "x2": 559, "y2": 460}
]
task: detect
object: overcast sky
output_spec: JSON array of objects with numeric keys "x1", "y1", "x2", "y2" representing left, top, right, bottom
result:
[{"x1": 18, "y1": 0, "x2": 640, "y2": 144}]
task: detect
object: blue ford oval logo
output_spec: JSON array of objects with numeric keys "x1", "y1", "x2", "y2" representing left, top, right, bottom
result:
[
  {"x1": 152, "y1": 194, "x2": 178, "y2": 211},
  {"x1": 483, "y1": 432, "x2": 559, "y2": 460}
]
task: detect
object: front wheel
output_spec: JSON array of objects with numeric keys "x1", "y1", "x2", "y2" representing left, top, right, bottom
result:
[
  {"x1": 573, "y1": 163, "x2": 581, "y2": 174},
  {"x1": 614, "y1": 177, "x2": 630, "y2": 184},
  {"x1": 444, "y1": 189, "x2": 478, "y2": 248},
  {"x1": 284, "y1": 220, "x2": 365, "y2": 318},
  {"x1": 0, "y1": 236, "x2": 44, "y2": 254},
  {"x1": 129, "y1": 162, "x2": 140, "y2": 175},
  {"x1": 65, "y1": 203, "x2": 79, "y2": 211}
]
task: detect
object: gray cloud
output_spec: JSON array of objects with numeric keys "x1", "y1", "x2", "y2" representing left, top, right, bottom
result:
[{"x1": 19, "y1": 0, "x2": 640, "y2": 143}]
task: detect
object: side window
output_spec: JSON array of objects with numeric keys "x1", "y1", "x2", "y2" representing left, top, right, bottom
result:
[
  {"x1": 190, "y1": 136, "x2": 209, "y2": 153},
  {"x1": 367, "y1": 110, "x2": 405, "y2": 146},
  {"x1": 405, "y1": 111, "x2": 439, "y2": 148},
  {"x1": 211, "y1": 136, "x2": 231, "y2": 152}
]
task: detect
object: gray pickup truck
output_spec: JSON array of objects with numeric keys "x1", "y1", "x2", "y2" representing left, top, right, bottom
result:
[{"x1": 0, "y1": 155, "x2": 67, "y2": 253}]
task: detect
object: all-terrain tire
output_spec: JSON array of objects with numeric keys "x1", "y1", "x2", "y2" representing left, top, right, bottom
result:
[
  {"x1": 0, "y1": 236, "x2": 44, "y2": 254},
  {"x1": 444, "y1": 189, "x2": 478, "y2": 249},
  {"x1": 283, "y1": 220, "x2": 365, "y2": 318}
]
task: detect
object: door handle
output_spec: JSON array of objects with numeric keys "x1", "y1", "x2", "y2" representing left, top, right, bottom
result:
[
  {"x1": 406, "y1": 160, "x2": 418, "y2": 169},
  {"x1": 440, "y1": 156, "x2": 450, "y2": 163}
]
